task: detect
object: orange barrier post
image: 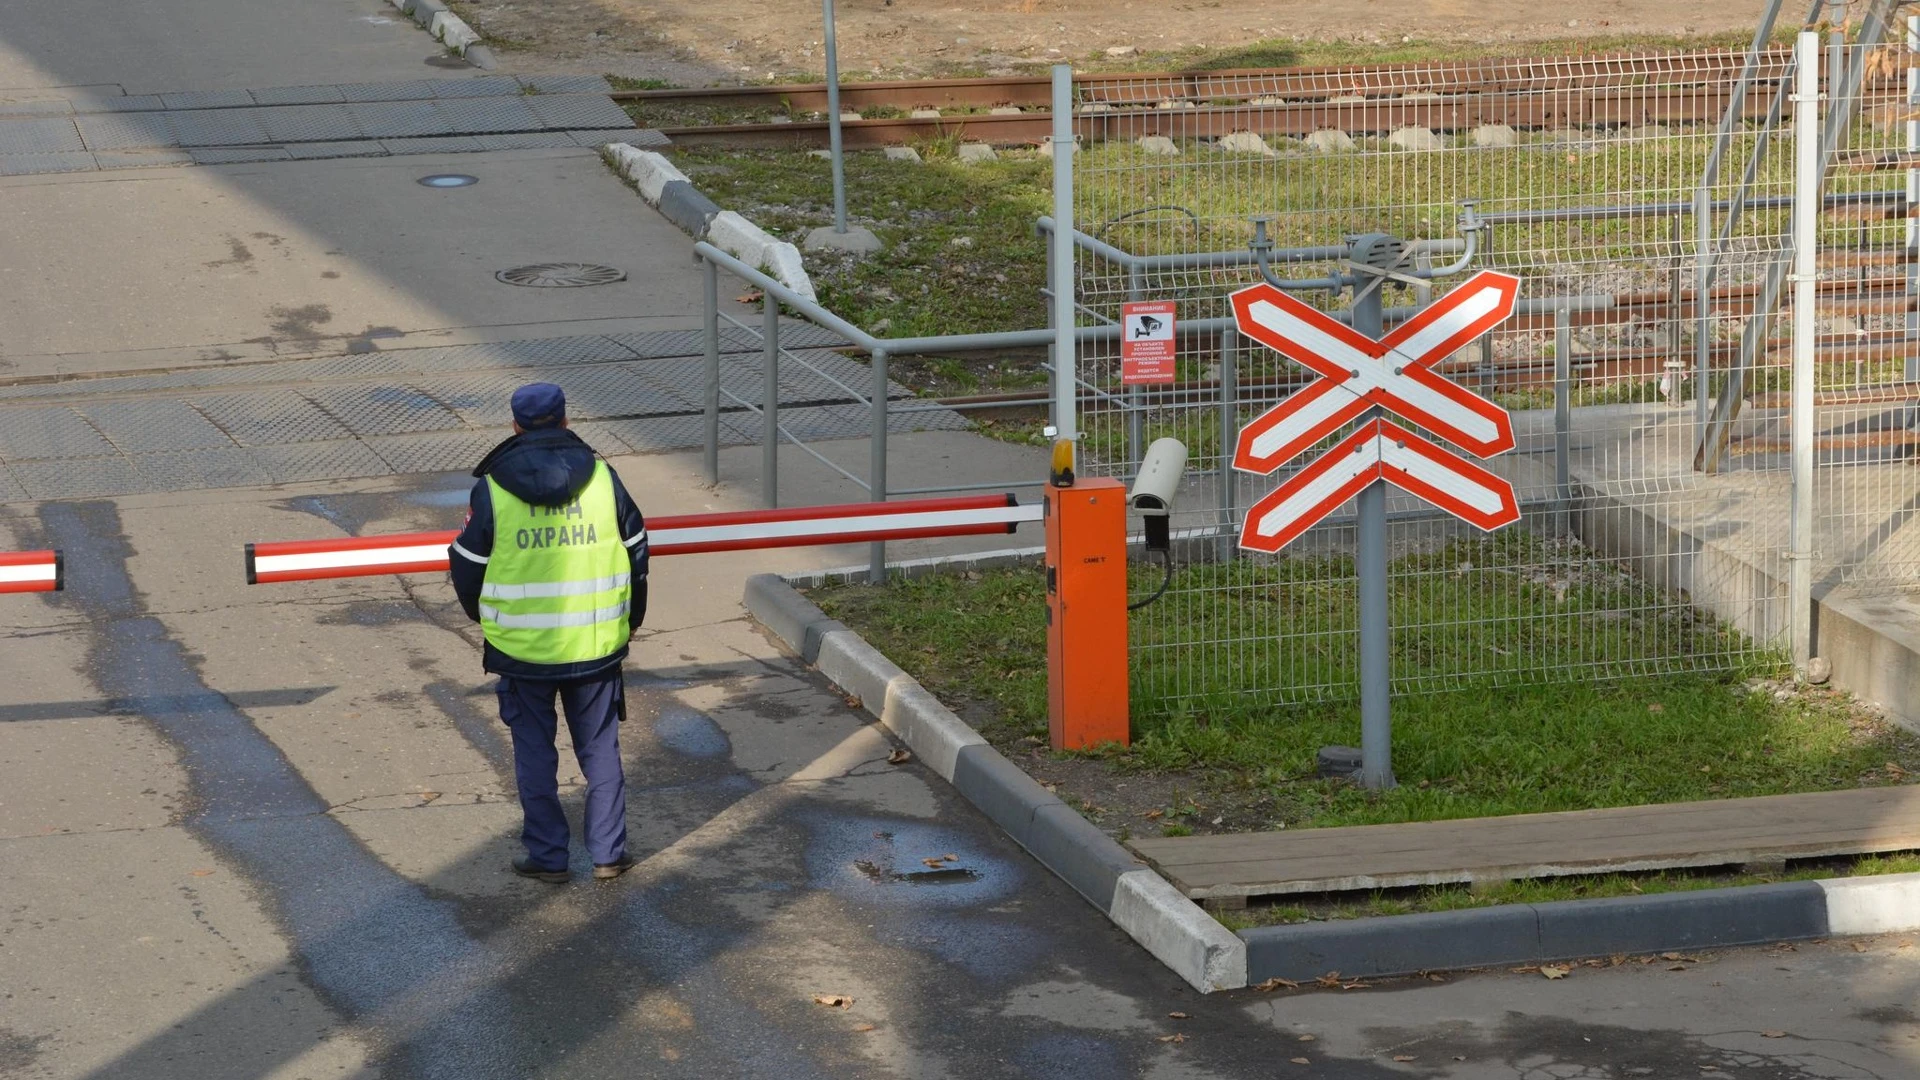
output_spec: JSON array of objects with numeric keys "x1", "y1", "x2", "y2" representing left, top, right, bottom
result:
[{"x1": 1045, "y1": 477, "x2": 1129, "y2": 750}]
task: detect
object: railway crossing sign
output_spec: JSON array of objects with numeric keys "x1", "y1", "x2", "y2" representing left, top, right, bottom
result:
[{"x1": 1233, "y1": 269, "x2": 1524, "y2": 551}]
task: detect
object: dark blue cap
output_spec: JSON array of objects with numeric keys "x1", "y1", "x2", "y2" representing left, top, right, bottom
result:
[{"x1": 511, "y1": 383, "x2": 567, "y2": 429}]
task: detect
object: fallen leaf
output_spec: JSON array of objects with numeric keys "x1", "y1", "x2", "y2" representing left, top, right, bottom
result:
[
  {"x1": 1761, "y1": 1030, "x2": 1785, "y2": 1039},
  {"x1": 1426, "y1": 973, "x2": 1446, "y2": 983},
  {"x1": 1157, "y1": 1032, "x2": 1187, "y2": 1044},
  {"x1": 1315, "y1": 972, "x2": 1344, "y2": 988},
  {"x1": 852, "y1": 1023, "x2": 877, "y2": 1033},
  {"x1": 1167, "y1": 1012, "x2": 1189, "y2": 1020},
  {"x1": 1254, "y1": 977, "x2": 1300, "y2": 991},
  {"x1": 1668, "y1": 964, "x2": 1690, "y2": 972},
  {"x1": 1298, "y1": 1035, "x2": 1316, "y2": 1042},
  {"x1": 1393, "y1": 1055, "x2": 1416, "y2": 1062},
  {"x1": 921, "y1": 857, "x2": 948, "y2": 868},
  {"x1": 887, "y1": 748, "x2": 912, "y2": 765},
  {"x1": 1540, "y1": 965, "x2": 1570, "y2": 980},
  {"x1": 1341, "y1": 981, "x2": 1367, "y2": 990},
  {"x1": 1290, "y1": 1058, "x2": 1311, "y2": 1066},
  {"x1": 1454, "y1": 1057, "x2": 1466, "y2": 1062},
  {"x1": 189, "y1": 869, "x2": 215, "y2": 877},
  {"x1": 1144, "y1": 808, "x2": 1165, "y2": 820},
  {"x1": 1700, "y1": 1066, "x2": 1719, "y2": 1073},
  {"x1": 736, "y1": 290, "x2": 764, "y2": 303},
  {"x1": 941, "y1": 853, "x2": 958, "y2": 862},
  {"x1": 1510, "y1": 965, "x2": 1541, "y2": 975},
  {"x1": 813, "y1": 995, "x2": 854, "y2": 1008},
  {"x1": 1647, "y1": 702, "x2": 1666, "y2": 713}
]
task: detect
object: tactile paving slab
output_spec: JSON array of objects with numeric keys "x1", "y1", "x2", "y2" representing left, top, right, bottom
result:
[
  {"x1": 300, "y1": 384, "x2": 467, "y2": 437},
  {"x1": 0, "y1": 118, "x2": 84, "y2": 154},
  {"x1": 77, "y1": 400, "x2": 236, "y2": 453},
  {"x1": 0, "y1": 408, "x2": 117, "y2": 462},
  {"x1": 365, "y1": 432, "x2": 501, "y2": 475},
  {"x1": 190, "y1": 393, "x2": 355, "y2": 447}
]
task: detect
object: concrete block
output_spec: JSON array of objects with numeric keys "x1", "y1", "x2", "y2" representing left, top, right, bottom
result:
[
  {"x1": 606, "y1": 144, "x2": 688, "y2": 202},
  {"x1": 1387, "y1": 126, "x2": 1443, "y2": 151},
  {"x1": 432, "y1": 12, "x2": 481, "y2": 52},
  {"x1": 883, "y1": 685, "x2": 988, "y2": 783},
  {"x1": 1303, "y1": 129, "x2": 1355, "y2": 153},
  {"x1": 840, "y1": 112, "x2": 863, "y2": 123},
  {"x1": 883, "y1": 146, "x2": 922, "y2": 163},
  {"x1": 1534, "y1": 882, "x2": 1828, "y2": 958},
  {"x1": 957, "y1": 143, "x2": 997, "y2": 163},
  {"x1": 804, "y1": 225, "x2": 884, "y2": 254},
  {"x1": 1136, "y1": 136, "x2": 1179, "y2": 156},
  {"x1": 1023, "y1": 804, "x2": 1145, "y2": 912},
  {"x1": 1217, "y1": 131, "x2": 1275, "y2": 156},
  {"x1": 1112, "y1": 870, "x2": 1248, "y2": 991},
  {"x1": 1818, "y1": 872, "x2": 1920, "y2": 935},
  {"x1": 813, "y1": 629, "x2": 908, "y2": 719},
  {"x1": 410, "y1": 0, "x2": 448, "y2": 28},
  {"x1": 1037, "y1": 138, "x2": 1078, "y2": 158},
  {"x1": 990, "y1": 107, "x2": 1024, "y2": 116},
  {"x1": 763, "y1": 242, "x2": 817, "y2": 303},
  {"x1": 706, "y1": 210, "x2": 776, "y2": 269},
  {"x1": 950, "y1": 744, "x2": 1061, "y2": 843},
  {"x1": 910, "y1": 109, "x2": 942, "y2": 119},
  {"x1": 656, "y1": 180, "x2": 721, "y2": 238},
  {"x1": 743, "y1": 573, "x2": 829, "y2": 657},
  {"x1": 1471, "y1": 124, "x2": 1518, "y2": 148},
  {"x1": 1243, "y1": 904, "x2": 1544, "y2": 982}
]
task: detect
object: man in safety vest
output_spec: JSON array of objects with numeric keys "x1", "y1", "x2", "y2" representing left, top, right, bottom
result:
[{"x1": 449, "y1": 383, "x2": 649, "y2": 882}]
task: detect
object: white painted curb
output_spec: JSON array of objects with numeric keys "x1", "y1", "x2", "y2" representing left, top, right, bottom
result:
[
  {"x1": 606, "y1": 144, "x2": 688, "y2": 204},
  {"x1": 1112, "y1": 870, "x2": 1248, "y2": 991},
  {"x1": 388, "y1": 0, "x2": 488, "y2": 60},
  {"x1": 1819, "y1": 871, "x2": 1920, "y2": 935}
]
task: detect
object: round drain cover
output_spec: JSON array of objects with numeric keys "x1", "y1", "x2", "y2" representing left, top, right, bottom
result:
[
  {"x1": 496, "y1": 263, "x2": 628, "y2": 288},
  {"x1": 417, "y1": 173, "x2": 479, "y2": 188}
]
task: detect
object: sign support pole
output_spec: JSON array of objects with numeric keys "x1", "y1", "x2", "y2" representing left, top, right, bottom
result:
[
  {"x1": 1351, "y1": 279, "x2": 1396, "y2": 791},
  {"x1": 1049, "y1": 64, "x2": 1077, "y2": 443},
  {"x1": 823, "y1": 0, "x2": 848, "y2": 235}
]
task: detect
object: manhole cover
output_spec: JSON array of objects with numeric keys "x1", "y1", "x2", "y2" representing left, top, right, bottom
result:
[{"x1": 496, "y1": 263, "x2": 628, "y2": 288}]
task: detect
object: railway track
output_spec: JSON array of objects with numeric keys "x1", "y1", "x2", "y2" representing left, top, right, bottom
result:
[{"x1": 611, "y1": 47, "x2": 1864, "y2": 149}]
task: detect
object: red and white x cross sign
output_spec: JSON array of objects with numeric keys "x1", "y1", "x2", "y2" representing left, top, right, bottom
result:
[
  {"x1": 1232, "y1": 270, "x2": 1520, "y2": 471},
  {"x1": 1232, "y1": 269, "x2": 1524, "y2": 553}
]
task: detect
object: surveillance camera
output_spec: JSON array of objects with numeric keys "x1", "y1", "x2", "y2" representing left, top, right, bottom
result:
[
  {"x1": 1130, "y1": 438, "x2": 1189, "y2": 516},
  {"x1": 1130, "y1": 438, "x2": 1188, "y2": 554}
]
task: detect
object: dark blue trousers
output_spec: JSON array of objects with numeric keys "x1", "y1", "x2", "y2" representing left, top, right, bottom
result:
[{"x1": 497, "y1": 670, "x2": 628, "y2": 871}]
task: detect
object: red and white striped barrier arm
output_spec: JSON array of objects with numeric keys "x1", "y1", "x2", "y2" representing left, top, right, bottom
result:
[
  {"x1": 246, "y1": 493, "x2": 1041, "y2": 584},
  {"x1": 0, "y1": 550, "x2": 63, "y2": 594}
]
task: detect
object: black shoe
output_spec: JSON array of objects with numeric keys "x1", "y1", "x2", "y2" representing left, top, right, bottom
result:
[
  {"x1": 593, "y1": 855, "x2": 638, "y2": 880},
  {"x1": 512, "y1": 856, "x2": 569, "y2": 883}
]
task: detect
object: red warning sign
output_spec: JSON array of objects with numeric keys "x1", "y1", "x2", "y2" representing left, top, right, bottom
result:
[{"x1": 1121, "y1": 301, "x2": 1177, "y2": 384}]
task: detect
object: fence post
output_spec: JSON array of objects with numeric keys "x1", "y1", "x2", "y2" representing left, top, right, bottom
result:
[
  {"x1": 1352, "y1": 281, "x2": 1393, "y2": 792},
  {"x1": 1126, "y1": 266, "x2": 1145, "y2": 468},
  {"x1": 1555, "y1": 304, "x2": 1573, "y2": 535},
  {"x1": 703, "y1": 256, "x2": 721, "y2": 484},
  {"x1": 1049, "y1": 64, "x2": 1078, "y2": 444},
  {"x1": 762, "y1": 295, "x2": 780, "y2": 508},
  {"x1": 823, "y1": 0, "x2": 849, "y2": 235},
  {"x1": 1788, "y1": 29, "x2": 1820, "y2": 669},
  {"x1": 1908, "y1": 13, "x2": 1919, "y2": 382},
  {"x1": 869, "y1": 346, "x2": 889, "y2": 584},
  {"x1": 1217, "y1": 327, "x2": 1238, "y2": 562}
]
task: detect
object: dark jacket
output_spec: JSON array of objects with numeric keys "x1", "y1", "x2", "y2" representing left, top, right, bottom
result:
[{"x1": 449, "y1": 427, "x2": 649, "y2": 681}]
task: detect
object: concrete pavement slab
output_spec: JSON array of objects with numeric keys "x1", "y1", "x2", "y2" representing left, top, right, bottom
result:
[
  {"x1": 0, "y1": 828, "x2": 373, "y2": 1080},
  {"x1": 0, "y1": 149, "x2": 703, "y2": 371},
  {"x1": 0, "y1": 0, "x2": 482, "y2": 94}
]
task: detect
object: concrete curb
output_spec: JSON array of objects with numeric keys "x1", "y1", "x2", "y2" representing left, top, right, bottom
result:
[
  {"x1": 387, "y1": 0, "x2": 496, "y2": 68},
  {"x1": 743, "y1": 573, "x2": 1247, "y2": 992},
  {"x1": 603, "y1": 145, "x2": 817, "y2": 302}
]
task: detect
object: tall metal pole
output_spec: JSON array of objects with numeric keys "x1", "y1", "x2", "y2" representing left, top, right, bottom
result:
[
  {"x1": 869, "y1": 347, "x2": 889, "y2": 583},
  {"x1": 1353, "y1": 281, "x2": 1394, "y2": 791},
  {"x1": 1555, "y1": 304, "x2": 1573, "y2": 536},
  {"x1": 1049, "y1": 65, "x2": 1078, "y2": 443},
  {"x1": 762, "y1": 295, "x2": 781, "y2": 507},
  {"x1": 1789, "y1": 30, "x2": 1820, "y2": 669},
  {"x1": 702, "y1": 256, "x2": 721, "y2": 484},
  {"x1": 824, "y1": 0, "x2": 848, "y2": 234}
]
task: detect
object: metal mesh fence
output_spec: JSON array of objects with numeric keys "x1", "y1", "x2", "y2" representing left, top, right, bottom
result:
[{"x1": 1060, "y1": 45, "x2": 1887, "y2": 714}]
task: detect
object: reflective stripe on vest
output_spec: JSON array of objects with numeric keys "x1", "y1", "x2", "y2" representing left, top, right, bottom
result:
[{"x1": 479, "y1": 461, "x2": 631, "y2": 666}]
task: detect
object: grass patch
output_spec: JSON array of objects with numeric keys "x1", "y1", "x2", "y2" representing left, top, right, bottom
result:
[
  {"x1": 811, "y1": 541, "x2": 1920, "y2": 833},
  {"x1": 671, "y1": 146, "x2": 1053, "y2": 341}
]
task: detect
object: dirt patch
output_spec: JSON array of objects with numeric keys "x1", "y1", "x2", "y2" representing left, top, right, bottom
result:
[{"x1": 447, "y1": 0, "x2": 1768, "y2": 84}]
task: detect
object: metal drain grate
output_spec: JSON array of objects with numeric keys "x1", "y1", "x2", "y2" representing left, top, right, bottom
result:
[{"x1": 495, "y1": 263, "x2": 627, "y2": 288}]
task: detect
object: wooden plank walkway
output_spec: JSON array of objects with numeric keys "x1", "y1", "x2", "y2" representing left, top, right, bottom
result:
[{"x1": 1125, "y1": 786, "x2": 1920, "y2": 904}]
